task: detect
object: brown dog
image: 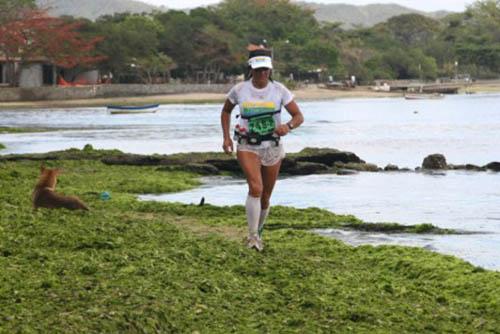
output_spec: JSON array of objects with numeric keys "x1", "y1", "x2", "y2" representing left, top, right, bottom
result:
[{"x1": 32, "y1": 165, "x2": 89, "y2": 210}]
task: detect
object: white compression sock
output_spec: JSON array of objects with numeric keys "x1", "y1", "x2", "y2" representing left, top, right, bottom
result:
[
  {"x1": 258, "y1": 207, "x2": 270, "y2": 236},
  {"x1": 245, "y1": 195, "x2": 261, "y2": 237}
]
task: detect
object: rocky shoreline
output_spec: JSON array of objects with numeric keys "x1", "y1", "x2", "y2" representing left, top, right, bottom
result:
[
  {"x1": 2, "y1": 146, "x2": 493, "y2": 237},
  {"x1": 100, "y1": 148, "x2": 500, "y2": 175},
  {"x1": 1, "y1": 146, "x2": 498, "y2": 175}
]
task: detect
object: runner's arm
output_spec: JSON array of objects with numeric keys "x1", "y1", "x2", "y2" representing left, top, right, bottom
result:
[
  {"x1": 221, "y1": 99, "x2": 236, "y2": 154},
  {"x1": 275, "y1": 100, "x2": 304, "y2": 136},
  {"x1": 284, "y1": 101, "x2": 304, "y2": 130}
]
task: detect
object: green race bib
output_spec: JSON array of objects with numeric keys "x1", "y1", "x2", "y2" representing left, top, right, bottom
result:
[{"x1": 248, "y1": 115, "x2": 276, "y2": 135}]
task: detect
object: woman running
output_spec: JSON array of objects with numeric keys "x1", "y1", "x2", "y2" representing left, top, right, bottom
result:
[{"x1": 220, "y1": 45, "x2": 304, "y2": 251}]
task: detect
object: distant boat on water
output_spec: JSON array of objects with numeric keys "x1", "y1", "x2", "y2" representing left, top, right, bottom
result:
[
  {"x1": 107, "y1": 104, "x2": 159, "y2": 114},
  {"x1": 404, "y1": 93, "x2": 445, "y2": 100}
]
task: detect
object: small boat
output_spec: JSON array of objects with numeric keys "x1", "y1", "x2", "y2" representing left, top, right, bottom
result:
[
  {"x1": 404, "y1": 93, "x2": 444, "y2": 100},
  {"x1": 107, "y1": 104, "x2": 159, "y2": 114}
]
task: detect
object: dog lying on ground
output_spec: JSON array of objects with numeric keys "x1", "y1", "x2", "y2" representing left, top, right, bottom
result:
[{"x1": 32, "y1": 165, "x2": 89, "y2": 211}]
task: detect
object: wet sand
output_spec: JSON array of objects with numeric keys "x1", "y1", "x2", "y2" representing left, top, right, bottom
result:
[{"x1": 0, "y1": 82, "x2": 499, "y2": 109}]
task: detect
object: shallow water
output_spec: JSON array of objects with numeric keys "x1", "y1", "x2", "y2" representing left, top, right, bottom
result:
[
  {"x1": 140, "y1": 171, "x2": 500, "y2": 270},
  {"x1": 2, "y1": 93, "x2": 500, "y2": 167}
]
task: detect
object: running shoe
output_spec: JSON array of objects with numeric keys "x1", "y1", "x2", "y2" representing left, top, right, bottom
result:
[
  {"x1": 246, "y1": 235, "x2": 263, "y2": 252},
  {"x1": 257, "y1": 236, "x2": 264, "y2": 251}
]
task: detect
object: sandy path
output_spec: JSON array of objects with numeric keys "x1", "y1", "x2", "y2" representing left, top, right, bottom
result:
[{"x1": 0, "y1": 83, "x2": 498, "y2": 109}]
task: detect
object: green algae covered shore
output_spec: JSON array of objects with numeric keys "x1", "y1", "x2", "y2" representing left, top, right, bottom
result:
[{"x1": 1, "y1": 151, "x2": 499, "y2": 332}]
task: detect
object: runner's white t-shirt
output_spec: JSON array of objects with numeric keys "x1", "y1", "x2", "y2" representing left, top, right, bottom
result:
[{"x1": 227, "y1": 80, "x2": 294, "y2": 147}]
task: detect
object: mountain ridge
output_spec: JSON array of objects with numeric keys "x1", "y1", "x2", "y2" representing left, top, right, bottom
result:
[
  {"x1": 298, "y1": 2, "x2": 452, "y2": 28},
  {"x1": 35, "y1": 0, "x2": 453, "y2": 28},
  {"x1": 36, "y1": 0, "x2": 161, "y2": 20}
]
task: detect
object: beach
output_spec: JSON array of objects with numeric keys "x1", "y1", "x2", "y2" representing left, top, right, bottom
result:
[
  {"x1": 3, "y1": 82, "x2": 500, "y2": 109},
  {"x1": 0, "y1": 85, "x2": 397, "y2": 109}
]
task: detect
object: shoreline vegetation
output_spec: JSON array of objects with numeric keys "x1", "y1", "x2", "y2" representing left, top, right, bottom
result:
[
  {"x1": 0, "y1": 146, "x2": 496, "y2": 235},
  {"x1": 0, "y1": 150, "x2": 499, "y2": 332},
  {"x1": 1, "y1": 81, "x2": 500, "y2": 109}
]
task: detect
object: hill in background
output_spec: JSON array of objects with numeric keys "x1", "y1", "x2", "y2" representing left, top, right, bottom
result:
[
  {"x1": 36, "y1": 0, "x2": 161, "y2": 20},
  {"x1": 299, "y1": 2, "x2": 452, "y2": 28},
  {"x1": 36, "y1": 0, "x2": 453, "y2": 27}
]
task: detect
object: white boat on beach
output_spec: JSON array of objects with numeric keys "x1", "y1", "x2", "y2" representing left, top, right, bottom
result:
[{"x1": 107, "y1": 104, "x2": 159, "y2": 114}]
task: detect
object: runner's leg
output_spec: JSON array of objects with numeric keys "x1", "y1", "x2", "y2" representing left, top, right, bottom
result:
[
  {"x1": 237, "y1": 150, "x2": 263, "y2": 237},
  {"x1": 259, "y1": 160, "x2": 282, "y2": 235},
  {"x1": 261, "y1": 160, "x2": 281, "y2": 209}
]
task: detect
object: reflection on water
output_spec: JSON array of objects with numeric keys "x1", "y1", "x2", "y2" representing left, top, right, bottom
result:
[
  {"x1": 2, "y1": 94, "x2": 500, "y2": 167},
  {"x1": 139, "y1": 171, "x2": 500, "y2": 270}
]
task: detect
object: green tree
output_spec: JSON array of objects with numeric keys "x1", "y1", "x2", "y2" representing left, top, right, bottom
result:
[
  {"x1": 0, "y1": 0, "x2": 35, "y2": 23},
  {"x1": 191, "y1": 24, "x2": 240, "y2": 82},
  {"x1": 383, "y1": 14, "x2": 441, "y2": 47},
  {"x1": 215, "y1": 0, "x2": 340, "y2": 81},
  {"x1": 135, "y1": 52, "x2": 176, "y2": 83},
  {"x1": 337, "y1": 13, "x2": 444, "y2": 82},
  {"x1": 438, "y1": 0, "x2": 500, "y2": 77},
  {"x1": 94, "y1": 14, "x2": 163, "y2": 82},
  {"x1": 154, "y1": 9, "x2": 241, "y2": 81},
  {"x1": 155, "y1": 10, "x2": 199, "y2": 78},
  {"x1": 216, "y1": 0, "x2": 319, "y2": 45},
  {"x1": 301, "y1": 39, "x2": 339, "y2": 75}
]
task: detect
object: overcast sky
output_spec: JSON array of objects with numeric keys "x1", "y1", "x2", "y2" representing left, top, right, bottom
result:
[{"x1": 141, "y1": 0, "x2": 476, "y2": 12}]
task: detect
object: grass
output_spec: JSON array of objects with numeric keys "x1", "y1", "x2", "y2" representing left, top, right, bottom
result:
[
  {"x1": 0, "y1": 159, "x2": 499, "y2": 333},
  {"x1": 0, "y1": 126, "x2": 58, "y2": 134},
  {"x1": 1, "y1": 145, "x2": 124, "y2": 162},
  {"x1": 0, "y1": 143, "x2": 5, "y2": 150}
]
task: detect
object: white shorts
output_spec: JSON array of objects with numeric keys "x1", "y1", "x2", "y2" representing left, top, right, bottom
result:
[{"x1": 237, "y1": 143, "x2": 286, "y2": 166}]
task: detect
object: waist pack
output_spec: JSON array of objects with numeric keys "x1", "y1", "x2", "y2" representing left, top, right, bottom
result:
[
  {"x1": 236, "y1": 109, "x2": 281, "y2": 145},
  {"x1": 234, "y1": 131, "x2": 280, "y2": 146}
]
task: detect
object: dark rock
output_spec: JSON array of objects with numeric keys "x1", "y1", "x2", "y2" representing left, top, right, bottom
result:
[
  {"x1": 294, "y1": 147, "x2": 364, "y2": 166},
  {"x1": 285, "y1": 161, "x2": 329, "y2": 175},
  {"x1": 485, "y1": 162, "x2": 500, "y2": 172},
  {"x1": 206, "y1": 159, "x2": 241, "y2": 173},
  {"x1": 465, "y1": 164, "x2": 485, "y2": 171},
  {"x1": 336, "y1": 169, "x2": 358, "y2": 175},
  {"x1": 448, "y1": 164, "x2": 486, "y2": 171},
  {"x1": 281, "y1": 157, "x2": 297, "y2": 170},
  {"x1": 101, "y1": 152, "x2": 232, "y2": 166},
  {"x1": 422, "y1": 154, "x2": 447, "y2": 170},
  {"x1": 447, "y1": 164, "x2": 465, "y2": 170},
  {"x1": 384, "y1": 164, "x2": 399, "y2": 171},
  {"x1": 400, "y1": 168, "x2": 412, "y2": 172},
  {"x1": 335, "y1": 162, "x2": 379, "y2": 172},
  {"x1": 422, "y1": 170, "x2": 446, "y2": 176},
  {"x1": 157, "y1": 163, "x2": 219, "y2": 175},
  {"x1": 102, "y1": 154, "x2": 165, "y2": 166}
]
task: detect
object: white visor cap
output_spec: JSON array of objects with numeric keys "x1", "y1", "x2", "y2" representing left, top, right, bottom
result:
[{"x1": 248, "y1": 56, "x2": 273, "y2": 69}]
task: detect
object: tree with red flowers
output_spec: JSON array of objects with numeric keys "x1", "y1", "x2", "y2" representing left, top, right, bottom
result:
[{"x1": 0, "y1": 6, "x2": 104, "y2": 86}]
